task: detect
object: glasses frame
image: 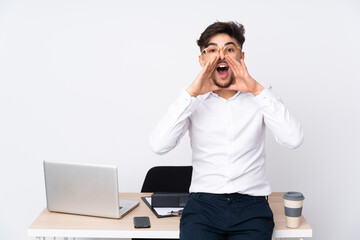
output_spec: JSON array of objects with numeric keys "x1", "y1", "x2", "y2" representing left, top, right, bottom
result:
[{"x1": 201, "y1": 44, "x2": 241, "y2": 56}]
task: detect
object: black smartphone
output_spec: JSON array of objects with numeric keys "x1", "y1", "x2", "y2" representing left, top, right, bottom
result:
[{"x1": 133, "y1": 216, "x2": 151, "y2": 228}]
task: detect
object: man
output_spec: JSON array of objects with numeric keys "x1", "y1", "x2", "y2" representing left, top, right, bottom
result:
[{"x1": 149, "y1": 21, "x2": 303, "y2": 240}]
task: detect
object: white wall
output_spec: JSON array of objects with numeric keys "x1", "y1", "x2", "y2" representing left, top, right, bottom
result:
[{"x1": 0, "y1": 0, "x2": 359, "y2": 239}]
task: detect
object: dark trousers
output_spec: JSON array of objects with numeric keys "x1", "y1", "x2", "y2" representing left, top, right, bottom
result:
[{"x1": 180, "y1": 193, "x2": 274, "y2": 240}]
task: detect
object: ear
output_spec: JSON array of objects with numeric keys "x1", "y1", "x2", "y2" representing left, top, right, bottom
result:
[
  {"x1": 241, "y1": 51, "x2": 245, "y2": 60},
  {"x1": 199, "y1": 55, "x2": 205, "y2": 68}
]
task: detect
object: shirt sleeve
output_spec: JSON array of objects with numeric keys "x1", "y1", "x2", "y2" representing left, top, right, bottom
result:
[
  {"x1": 253, "y1": 87, "x2": 304, "y2": 149},
  {"x1": 149, "y1": 90, "x2": 201, "y2": 155}
]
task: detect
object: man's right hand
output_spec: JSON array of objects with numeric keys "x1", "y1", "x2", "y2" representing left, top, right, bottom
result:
[{"x1": 186, "y1": 55, "x2": 220, "y2": 97}]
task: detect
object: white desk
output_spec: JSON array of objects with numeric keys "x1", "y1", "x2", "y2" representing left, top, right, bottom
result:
[{"x1": 28, "y1": 192, "x2": 312, "y2": 239}]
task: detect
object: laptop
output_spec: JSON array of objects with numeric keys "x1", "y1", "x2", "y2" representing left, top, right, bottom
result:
[{"x1": 43, "y1": 161, "x2": 139, "y2": 219}]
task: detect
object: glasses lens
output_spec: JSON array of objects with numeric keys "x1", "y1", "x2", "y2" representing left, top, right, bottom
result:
[
  {"x1": 205, "y1": 46, "x2": 219, "y2": 55},
  {"x1": 223, "y1": 45, "x2": 239, "y2": 56}
]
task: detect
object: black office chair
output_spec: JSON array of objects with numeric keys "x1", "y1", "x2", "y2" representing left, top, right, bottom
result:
[{"x1": 133, "y1": 166, "x2": 193, "y2": 240}]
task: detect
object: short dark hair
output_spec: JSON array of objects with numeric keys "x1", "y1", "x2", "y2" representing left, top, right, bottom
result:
[{"x1": 197, "y1": 21, "x2": 245, "y2": 52}]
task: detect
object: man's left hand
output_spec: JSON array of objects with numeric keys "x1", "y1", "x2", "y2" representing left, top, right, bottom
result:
[{"x1": 225, "y1": 54, "x2": 264, "y2": 96}]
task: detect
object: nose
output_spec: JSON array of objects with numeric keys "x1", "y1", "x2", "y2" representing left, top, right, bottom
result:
[{"x1": 219, "y1": 48, "x2": 225, "y2": 59}]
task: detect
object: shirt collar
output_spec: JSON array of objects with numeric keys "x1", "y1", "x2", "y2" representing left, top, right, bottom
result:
[{"x1": 203, "y1": 91, "x2": 241, "y2": 101}]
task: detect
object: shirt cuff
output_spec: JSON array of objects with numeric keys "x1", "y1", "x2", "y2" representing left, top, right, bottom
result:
[
  {"x1": 179, "y1": 89, "x2": 201, "y2": 113},
  {"x1": 253, "y1": 87, "x2": 278, "y2": 110}
]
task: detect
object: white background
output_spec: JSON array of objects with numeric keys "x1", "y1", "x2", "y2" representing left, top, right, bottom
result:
[{"x1": 0, "y1": 0, "x2": 359, "y2": 239}]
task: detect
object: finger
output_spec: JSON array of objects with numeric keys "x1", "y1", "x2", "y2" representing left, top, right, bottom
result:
[
  {"x1": 202, "y1": 58, "x2": 216, "y2": 77},
  {"x1": 202, "y1": 55, "x2": 214, "y2": 71},
  {"x1": 210, "y1": 55, "x2": 219, "y2": 68},
  {"x1": 226, "y1": 55, "x2": 236, "y2": 72},
  {"x1": 240, "y1": 58, "x2": 248, "y2": 72},
  {"x1": 207, "y1": 55, "x2": 220, "y2": 73},
  {"x1": 226, "y1": 55, "x2": 242, "y2": 76},
  {"x1": 226, "y1": 55, "x2": 239, "y2": 68},
  {"x1": 226, "y1": 55, "x2": 242, "y2": 69},
  {"x1": 203, "y1": 57, "x2": 212, "y2": 69}
]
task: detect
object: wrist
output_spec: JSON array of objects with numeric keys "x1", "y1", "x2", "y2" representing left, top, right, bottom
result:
[
  {"x1": 251, "y1": 83, "x2": 264, "y2": 96},
  {"x1": 186, "y1": 88, "x2": 198, "y2": 98}
]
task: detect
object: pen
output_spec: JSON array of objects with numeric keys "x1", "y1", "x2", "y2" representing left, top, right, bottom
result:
[{"x1": 168, "y1": 210, "x2": 183, "y2": 216}]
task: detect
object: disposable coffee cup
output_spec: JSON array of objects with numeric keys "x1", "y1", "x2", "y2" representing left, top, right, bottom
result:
[{"x1": 283, "y1": 192, "x2": 305, "y2": 228}]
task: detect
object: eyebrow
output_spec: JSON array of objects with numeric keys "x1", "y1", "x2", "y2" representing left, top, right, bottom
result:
[{"x1": 206, "y1": 42, "x2": 237, "y2": 48}]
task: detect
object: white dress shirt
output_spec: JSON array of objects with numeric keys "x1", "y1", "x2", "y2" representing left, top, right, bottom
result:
[{"x1": 149, "y1": 87, "x2": 303, "y2": 196}]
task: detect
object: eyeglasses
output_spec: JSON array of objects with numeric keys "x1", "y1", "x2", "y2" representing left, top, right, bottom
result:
[{"x1": 202, "y1": 44, "x2": 241, "y2": 57}]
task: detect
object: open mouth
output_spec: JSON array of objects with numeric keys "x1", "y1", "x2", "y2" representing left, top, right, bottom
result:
[{"x1": 217, "y1": 64, "x2": 230, "y2": 79}]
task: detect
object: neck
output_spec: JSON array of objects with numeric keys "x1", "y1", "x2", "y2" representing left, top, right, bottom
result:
[{"x1": 213, "y1": 90, "x2": 237, "y2": 100}]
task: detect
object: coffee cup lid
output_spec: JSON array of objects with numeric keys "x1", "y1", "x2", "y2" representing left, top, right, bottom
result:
[{"x1": 283, "y1": 192, "x2": 305, "y2": 201}]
